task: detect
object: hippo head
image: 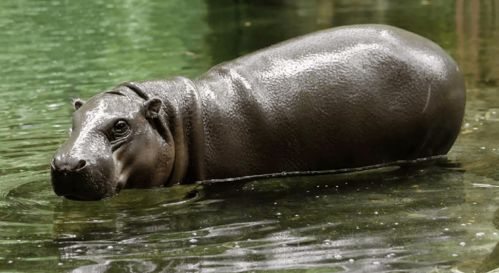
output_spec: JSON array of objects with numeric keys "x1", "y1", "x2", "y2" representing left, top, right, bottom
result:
[{"x1": 51, "y1": 86, "x2": 175, "y2": 200}]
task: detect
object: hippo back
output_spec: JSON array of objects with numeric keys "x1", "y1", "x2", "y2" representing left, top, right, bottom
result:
[{"x1": 193, "y1": 24, "x2": 466, "y2": 180}]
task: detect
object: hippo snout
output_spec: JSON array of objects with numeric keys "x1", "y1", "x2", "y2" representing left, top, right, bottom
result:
[
  {"x1": 52, "y1": 156, "x2": 87, "y2": 173},
  {"x1": 51, "y1": 153, "x2": 116, "y2": 201}
]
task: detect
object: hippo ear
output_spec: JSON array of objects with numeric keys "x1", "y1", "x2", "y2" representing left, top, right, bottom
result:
[
  {"x1": 144, "y1": 98, "x2": 162, "y2": 119},
  {"x1": 72, "y1": 98, "x2": 85, "y2": 110}
]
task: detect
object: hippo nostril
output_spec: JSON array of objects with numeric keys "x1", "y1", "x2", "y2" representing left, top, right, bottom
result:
[
  {"x1": 52, "y1": 156, "x2": 66, "y2": 172},
  {"x1": 75, "y1": 159, "x2": 87, "y2": 171},
  {"x1": 51, "y1": 155, "x2": 87, "y2": 173}
]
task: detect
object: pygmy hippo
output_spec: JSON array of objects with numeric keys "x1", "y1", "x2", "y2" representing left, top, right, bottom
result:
[{"x1": 51, "y1": 24, "x2": 466, "y2": 200}]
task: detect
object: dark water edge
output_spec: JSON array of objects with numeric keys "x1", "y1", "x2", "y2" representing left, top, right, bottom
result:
[{"x1": 0, "y1": 0, "x2": 498, "y2": 272}]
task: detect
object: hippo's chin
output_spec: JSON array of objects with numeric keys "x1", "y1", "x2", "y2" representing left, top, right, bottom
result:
[
  {"x1": 62, "y1": 194, "x2": 110, "y2": 201},
  {"x1": 54, "y1": 186, "x2": 117, "y2": 201}
]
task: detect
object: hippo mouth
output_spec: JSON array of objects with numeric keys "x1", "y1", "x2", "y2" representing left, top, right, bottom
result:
[
  {"x1": 51, "y1": 159, "x2": 118, "y2": 201},
  {"x1": 54, "y1": 185, "x2": 119, "y2": 201},
  {"x1": 63, "y1": 194, "x2": 102, "y2": 201},
  {"x1": 62, "y1": 185, "x2": 122, "y2": 201}
]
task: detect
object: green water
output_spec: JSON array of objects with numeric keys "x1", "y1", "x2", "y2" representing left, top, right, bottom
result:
[{"x1": 0, "y1": 0, "x2": 498, "y2": 272}]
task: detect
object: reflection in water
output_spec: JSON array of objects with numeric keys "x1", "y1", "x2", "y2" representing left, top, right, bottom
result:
[
  {"x1": 477, "y1": 208, "x2": 499, "y2": 272},
  {"x1": 45, "y1": 165, "x2": 491, "y2": 272},
  {"x1": 456, "y1": 0, "x2": 499, "y2": 89},
  {"x1": 0, "y1": 0, "x2": 498, "y2": 272}
]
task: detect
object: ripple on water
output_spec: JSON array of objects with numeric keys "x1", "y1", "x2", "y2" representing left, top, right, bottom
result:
[
  {"x1": 1, "y1": 0, "x2": 499, "y2": 272},
  {"x1": 4, "y1": 166, "x2": 486, "y2": 273}
]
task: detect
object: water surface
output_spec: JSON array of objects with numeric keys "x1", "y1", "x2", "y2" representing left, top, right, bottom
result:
[{"x1": 0, "y1": 0, "x2": 498, "y2": 272}]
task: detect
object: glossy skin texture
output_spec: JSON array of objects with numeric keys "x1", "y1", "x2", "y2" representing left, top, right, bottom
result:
[
  {"x1": 51, "y1": 25, "x2": 466, "y2": 200},
  {"x1": 51, "y1": 91, "x2": 174, "y2": 200}
]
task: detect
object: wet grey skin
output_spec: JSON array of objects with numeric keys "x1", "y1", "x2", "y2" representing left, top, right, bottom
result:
[{"x1": 51, "y1": 24, "x2": 466, "y2": 201}]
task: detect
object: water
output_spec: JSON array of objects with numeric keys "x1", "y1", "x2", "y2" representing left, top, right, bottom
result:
[{"x1": 0, "y1": 0, "x2": 498, "y2": 272}]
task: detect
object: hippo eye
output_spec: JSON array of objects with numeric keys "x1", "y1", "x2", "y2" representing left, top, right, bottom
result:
[{"x1": 111, "y1": 120, "x2": 130, "y2": 139}]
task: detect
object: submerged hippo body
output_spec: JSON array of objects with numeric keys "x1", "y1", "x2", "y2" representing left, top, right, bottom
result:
[{"x1": 51, "y1": 24, "x2": 466, "y2": 200}]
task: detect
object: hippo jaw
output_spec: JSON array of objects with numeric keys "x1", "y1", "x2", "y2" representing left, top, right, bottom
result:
[{"x1": 51, "y1": 88, "x2": 174, "y2": 201}]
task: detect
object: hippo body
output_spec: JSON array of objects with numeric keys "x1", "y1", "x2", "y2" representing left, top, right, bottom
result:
[{"x1": 51, "y1": 25, "x2": 466, "y2": 200}]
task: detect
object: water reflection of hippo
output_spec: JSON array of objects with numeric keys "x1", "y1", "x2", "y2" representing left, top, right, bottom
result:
[{"x1": 51, "y1": 24, "x2": 466, "y2": 200}]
